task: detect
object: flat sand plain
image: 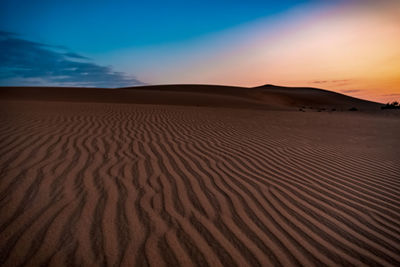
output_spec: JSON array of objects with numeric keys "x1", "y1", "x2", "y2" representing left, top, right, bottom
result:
[{"x1": 0, "y1": 85, "x2": 399, "y2": 266}]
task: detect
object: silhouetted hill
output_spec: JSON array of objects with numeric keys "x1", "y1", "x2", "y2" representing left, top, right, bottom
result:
[{"x1": 0, "y1": 84, "x2": 382, "y2": 110}]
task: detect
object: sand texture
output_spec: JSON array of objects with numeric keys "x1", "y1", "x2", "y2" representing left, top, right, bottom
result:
[{"x1": 0, "y1": 85, "x2": 399, "y2": 266}]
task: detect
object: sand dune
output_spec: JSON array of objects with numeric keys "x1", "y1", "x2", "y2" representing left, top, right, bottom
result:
[
  {"x1": 0, "y1": 86, "x2": 399, "y2": 266},
  {"x1": 0, "y1": 84, "x2": 381, "y2": 110}
]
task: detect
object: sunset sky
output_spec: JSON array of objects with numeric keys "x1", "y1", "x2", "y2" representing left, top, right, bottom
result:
[{"x1": 1, "y1": 0, "x2": 399, "y2": 102}]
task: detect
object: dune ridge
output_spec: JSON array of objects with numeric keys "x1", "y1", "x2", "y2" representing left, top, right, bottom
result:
[
  {"x1": 0, "y1": 86, "x2": 399, "y2": 266},
  {"x1": 0, "y1": 84, "x2": 382, "y2": 110}
]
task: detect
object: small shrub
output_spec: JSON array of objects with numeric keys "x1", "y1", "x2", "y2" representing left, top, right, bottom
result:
[
  {"x1": 349, "y1": 107, "x2": 358, "y2": 111},
  {"x1": 381, "y1": 101, "x2": 400, "y2": 110}
]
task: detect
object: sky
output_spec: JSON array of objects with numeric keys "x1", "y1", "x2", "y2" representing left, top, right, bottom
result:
[{"x1": 1, "y1": 0, "x2": 399, "y2": 102}]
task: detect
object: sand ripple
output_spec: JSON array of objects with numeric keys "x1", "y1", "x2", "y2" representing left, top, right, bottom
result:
[{"x1": 0, "y1": 101, "x2": 399, "y2": 266}]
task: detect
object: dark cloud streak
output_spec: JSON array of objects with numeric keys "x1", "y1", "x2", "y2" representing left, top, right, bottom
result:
[
  {"x1": 0, "y1": 31, "x2": 144, "y2": 87},
  {"x1": 311, "y1": 79, "x2": 350, "y2": 84},
  {"x1": 341, "y1": 89, "x2": 361, "y2": 93},
  {"x1": 63, "y1": 52, "x2": 90, "y2": 60},
  {"x1": 382, "y1": 93, "x2": 400, "y2": 97}
]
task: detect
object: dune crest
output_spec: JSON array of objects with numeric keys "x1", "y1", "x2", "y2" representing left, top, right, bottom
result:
[{"x1": 0, "y1": 84, "x2": 382, "y2": 110}]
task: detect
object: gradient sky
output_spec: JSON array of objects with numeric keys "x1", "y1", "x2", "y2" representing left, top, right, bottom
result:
[{"x1": 1, "y1": 0, "x2": 399, "y2": 102}]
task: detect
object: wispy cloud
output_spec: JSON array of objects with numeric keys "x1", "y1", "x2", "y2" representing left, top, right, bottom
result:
[
  {"x1": 311, "y1": 79, "x2": 350, "y2": 84},
  {"x1": 0, "y1": 31, "x2": 144, "y2": 87},
  {"x1": 382, "y1": 93, "x2": 400, "y2": 97},
  {"x1": 341, "y1": 89, "x2": 361, "y2": 93},
  {"x1": 63, "y1": 52, "x2": 90, "y2": 60}
]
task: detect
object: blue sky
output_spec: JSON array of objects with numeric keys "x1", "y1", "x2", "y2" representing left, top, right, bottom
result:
[
  {"x1": 0, "y1": 0, "x2": 315, "y2": 87},
  {"x1": 1, "y1": 0, "x2": 310, "y2": 52},
  {"x1": 1, "y1": 0, "x2": 399, "y2": 102}
]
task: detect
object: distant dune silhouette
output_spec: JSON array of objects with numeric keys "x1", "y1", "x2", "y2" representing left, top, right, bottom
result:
[{"x1": 0, "y1": 84, "x2": 381, "y2": 110}]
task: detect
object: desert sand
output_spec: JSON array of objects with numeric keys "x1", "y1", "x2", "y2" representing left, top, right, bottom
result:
[{"x1": 0, "y1": 85, "x2": 399, "y2": 266}]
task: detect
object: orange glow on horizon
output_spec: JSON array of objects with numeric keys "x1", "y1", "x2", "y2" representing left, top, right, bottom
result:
[
  {"x1": 191, "y1": 2, "x2": 400, "y2": 103},
  {"x1": 105, "y1": 1, "x2": 400, "y2": 103}
]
